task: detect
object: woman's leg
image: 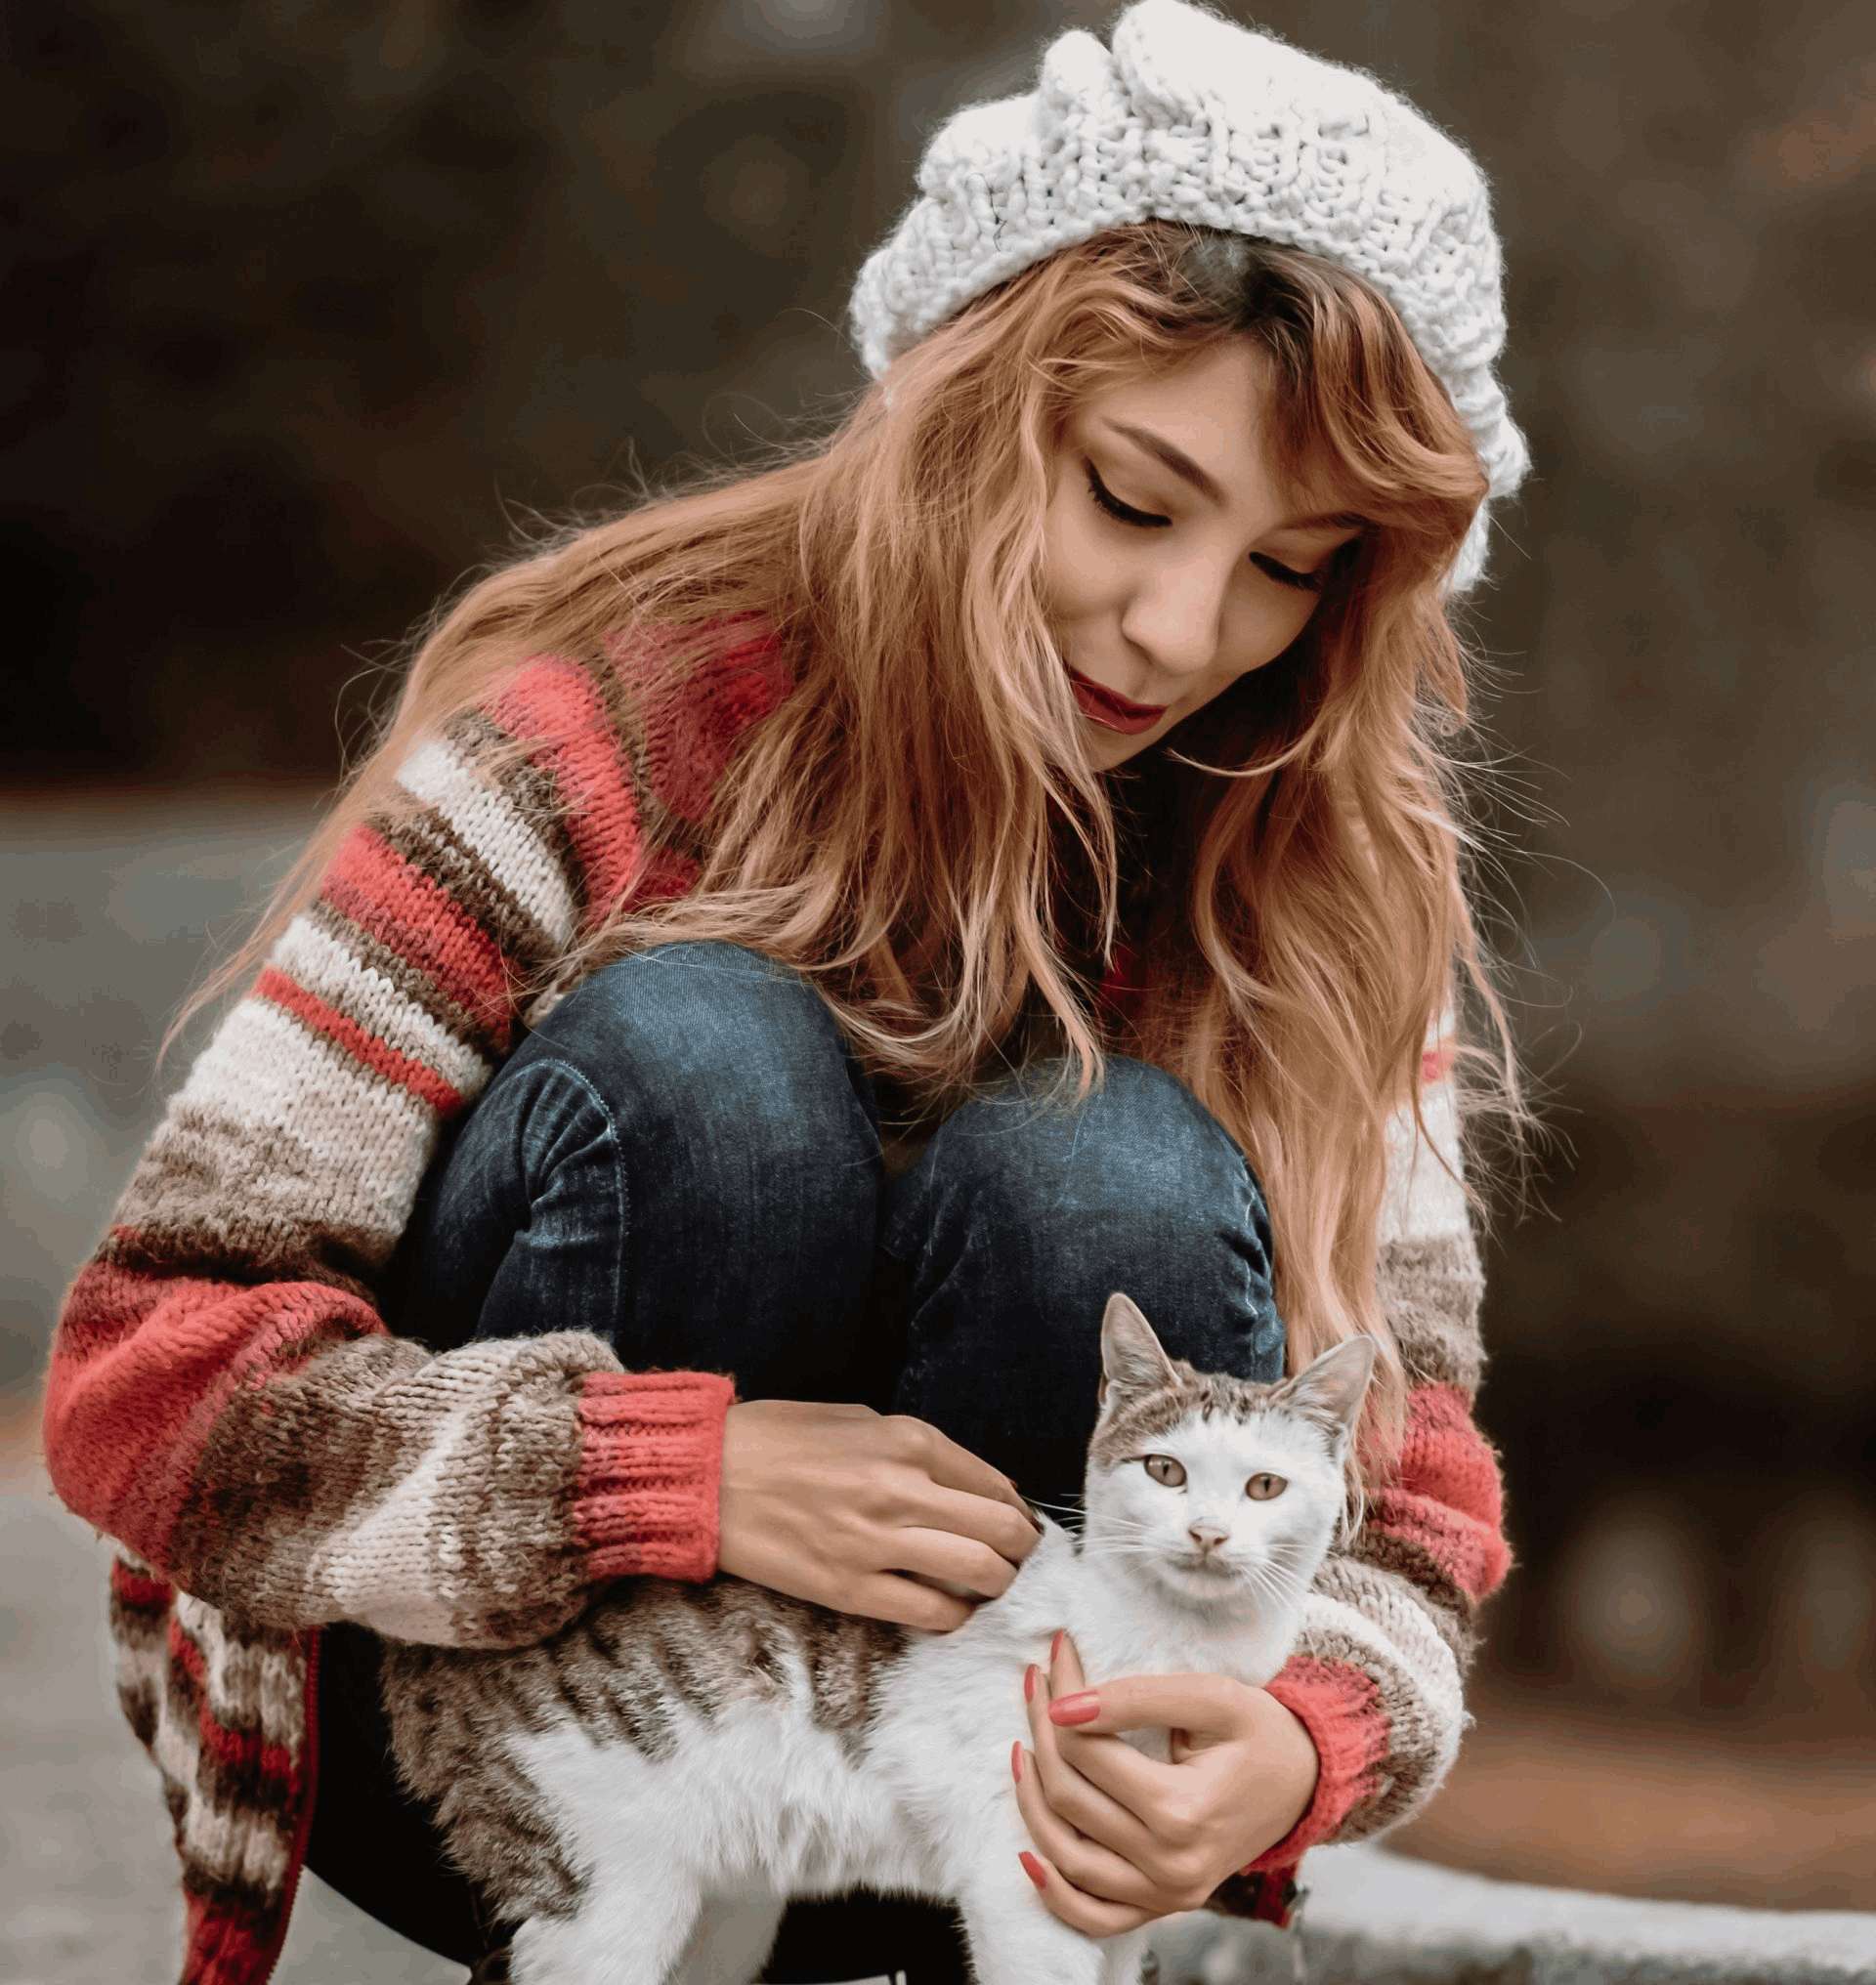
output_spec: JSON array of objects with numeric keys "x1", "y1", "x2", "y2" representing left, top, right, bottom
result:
[
  {"x1": 306, "y1": 940, "x2": 969, "y2": 1983},
  {"x1": 877, "y1": 1053, "x2": 1287, "y2": 1517}
]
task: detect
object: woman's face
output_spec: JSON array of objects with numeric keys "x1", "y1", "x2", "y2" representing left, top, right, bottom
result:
[{"x1": 1041, "y1": 338, "x2": 1364, "y2": 769}]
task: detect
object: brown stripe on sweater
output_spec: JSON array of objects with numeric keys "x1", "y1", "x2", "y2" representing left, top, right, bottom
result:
[
  {"x1": 108, "y1": 1574, "x2": 171, "y2": 1648},
  {"x1": 1347, "y1": 1524, "x2": 1479, "y2": 1668},
  {"x1": 371, "y1": 802, "x2": 563, "y2": 992},
  {"x1": 107, "y1": 1101, "x2": 398, "y2": 1298},
  {"x1": 177, "y1": 1855, "x2": 280, "y2": 1936},
  {"x1": 448, "y1": 706, "x2": 591, "y2": 927},
  {"x1": 304, "y1": 893, "x2": 502, "y2": 1072},
  {"x1": 1354, "y1": 1510, "x2": 1478, "y2": 1626},
  {"x1": 1379, "y1": 1234, "x2": 1485, "y2": 1393},
  {"x1": 102, "y1": 1215, "x2": 383, "y2": 1306},
  {"x1": 582, "y1": 642, "x2": 710, "y2": 876},
  {"x1": 117, "y1": 1672, "x2": 160, "y2": 1752},
  {"x1": 175, "y1": 1331, "x2": 429, "y2": 1617},
  {"x1": 428, "y1": 1340, "x2": 601, "y2": 1648}
]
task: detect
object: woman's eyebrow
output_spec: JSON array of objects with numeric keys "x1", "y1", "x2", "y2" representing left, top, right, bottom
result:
[{"x1": 1098, "y1": 418, "x2": 1365, "y2": 532}]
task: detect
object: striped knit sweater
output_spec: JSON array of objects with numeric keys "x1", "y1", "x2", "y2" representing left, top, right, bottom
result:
[{"x1": 41, "y1": 616, "x2": 1511, "y2": 1984}]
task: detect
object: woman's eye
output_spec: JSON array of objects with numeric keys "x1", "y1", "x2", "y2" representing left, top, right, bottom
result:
[
  {"x1": 1143, "y1": 1455, "x2": 1187, "y2": 1488},
  {"x1": 1254, "y1": 557, "x2": 1324, "y2": 594},
  {"x1": 1245, "y1": 1473, "x2": 1288, "y2": 1501},
  {"x1": 1085, "y1": 461, "x2": 1165, "y2": 530},
  {"x1": 1083, "y1": 461, "x2": 1326, "y2": 593}
]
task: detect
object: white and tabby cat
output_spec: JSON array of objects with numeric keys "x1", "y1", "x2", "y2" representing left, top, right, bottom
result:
[{"x1": 381, "y1": 1293, "x2": 1375, "y2": 1985}]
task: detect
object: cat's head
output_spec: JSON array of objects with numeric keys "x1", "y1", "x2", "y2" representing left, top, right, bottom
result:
[{"x1": 1081, "y1": 1292, "x2": 1376, "y2": 1616}]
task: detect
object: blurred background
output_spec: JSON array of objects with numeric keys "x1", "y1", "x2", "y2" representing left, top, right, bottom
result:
[{"x1": 5, "y1": 0, "x2": 1873, "y2": 1976}]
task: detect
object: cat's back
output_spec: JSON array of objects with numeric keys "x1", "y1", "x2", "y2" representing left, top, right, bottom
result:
[{"x1": 387, "y1": 1574, "x2": 913, "y2": 1769}]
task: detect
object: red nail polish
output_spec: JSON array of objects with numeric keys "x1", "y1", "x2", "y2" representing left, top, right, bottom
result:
[
  {"x1": 1023, "y1": 1663, "x2": 1036, "y2": 1703},
  {"x1": 1050, "y1": 1628, "x2": 1064, "y2": 1667},
  {"x1": 1010, "y1": 1740, "x2": 1023, "y2": 1783},
  {"x1": 1048, "y1": 1690, "x2": 1098, "y2": 1725},
  {"x1": 1018, "y1": 1850, "x2": 1047, "y2": 1891}
]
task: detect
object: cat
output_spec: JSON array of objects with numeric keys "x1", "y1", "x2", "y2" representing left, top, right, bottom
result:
[{"x1": 380, "y1": 1292, "x2": 1375, "y2": 1985}]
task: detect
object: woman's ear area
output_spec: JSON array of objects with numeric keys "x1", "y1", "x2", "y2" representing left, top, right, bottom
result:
[{"x1": 1097, "y1": 1290, "x2": 1180, "y2": 1410}]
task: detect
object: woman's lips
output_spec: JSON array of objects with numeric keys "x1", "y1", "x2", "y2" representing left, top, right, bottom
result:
[{"x1": 1066, "y1": 665, "x2": 1169, "y2": 735}]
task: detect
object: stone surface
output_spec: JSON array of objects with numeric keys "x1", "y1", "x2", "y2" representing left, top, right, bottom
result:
[{"x1": 1153, "y1": 1845, "x2": 1876, "y2": 1985}]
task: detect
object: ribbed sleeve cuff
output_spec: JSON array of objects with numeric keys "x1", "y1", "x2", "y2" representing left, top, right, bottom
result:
[
  {"x1": 1243, "y1": 1655, "x2": 1388, "y2": 1872},
  {"x1": 574, "y1": 1370, "x2": 736, "y2": 1584}
]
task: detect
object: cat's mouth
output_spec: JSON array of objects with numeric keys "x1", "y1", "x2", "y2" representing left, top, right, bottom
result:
[{"x1": 1174, "y1": 1553, "x2": 1234, "y2": 1579}]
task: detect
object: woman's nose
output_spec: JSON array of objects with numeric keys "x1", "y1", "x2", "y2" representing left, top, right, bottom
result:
[{"x1": 1122, "y1": 571, "x2": 1230, "y2": 683}]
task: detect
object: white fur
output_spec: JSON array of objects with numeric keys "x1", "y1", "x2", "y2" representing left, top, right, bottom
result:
[{"x1": 495, "y1": 1307, "x2": 1372, "y2": 1985}]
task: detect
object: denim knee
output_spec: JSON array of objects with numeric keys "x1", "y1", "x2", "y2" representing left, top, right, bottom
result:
[
  {"x1": 403, "y1": 940, "x2": 889, "y2": 1401},
  {"x1": 521, "y1": 939, "x2": 882, "y2": 1174},
  {"x1": 883, "y1": 1054, "x2": 1285, "y2": 1406}
]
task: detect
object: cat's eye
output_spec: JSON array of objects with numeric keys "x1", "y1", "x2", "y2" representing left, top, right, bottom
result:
[
  {"x1": 1245, "y1": 1473, "x2": 1288, "y2": 1501},
  {"x1": 1143, "y1": 1455, "x2": 1187, "y2": 1488}
]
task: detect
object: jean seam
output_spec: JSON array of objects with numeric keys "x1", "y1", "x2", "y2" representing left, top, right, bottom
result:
[{"x1": 526, "y1": 1056, "x2": 630, "y2": 1334}]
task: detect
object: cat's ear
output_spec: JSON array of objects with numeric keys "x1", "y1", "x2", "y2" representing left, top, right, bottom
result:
[
  {"x1": 1273, "y1": 1336, "x2": 1378, "y2": 1446},
  {"x1": 1098, "y1": 1292, "x2": 1180, "y2": 1411}
]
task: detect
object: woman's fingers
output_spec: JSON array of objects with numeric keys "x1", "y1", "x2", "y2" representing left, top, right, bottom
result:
[
  {"x1": 895, "y1": 1415, "x2": 1041, "y2": 1534},
  {"x1": 1014, "y1": 1843, "x2": 1156, "y2": 1937},
  {"x1": 888, "y1": 1525, "x2": 1019, "y2": 1600},
  {"x1": 1012, "y1": 1745, "x2": 1160, "y2": 1907},
  {"x1": 918, "y1": 1482, "x2": 1044, "y2": 1570},
  {"x1": 1024, "y1": 1662, "x2": 1164, "y2": 1852},
  {"x1": 851, "y1": 1572, "x2": 973, "y2": 1632}
]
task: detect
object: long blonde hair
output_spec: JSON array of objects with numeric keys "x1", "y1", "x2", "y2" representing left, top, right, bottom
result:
[{"x1": 167, "y1": 220, "x2": 1541, "y2": 1489}]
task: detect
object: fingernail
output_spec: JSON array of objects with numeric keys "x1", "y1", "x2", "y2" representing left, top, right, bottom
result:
[
  {"x1": 1048, "y1": 1690, "x2": 1098, "y2": 1725},
  {"x1": 1010, "y1": 1740, "x2": 1023, "y2": 1783},
  {"x1": 1018, "y1": 1850, "x2": 1047, "y2": 1891},
  {"x1": 1050, "y1": 1627, "x2": 1064, "y2": 1667},
  {"x1": 1024, "y1": 1663, "x2": 1037, "y2": 1703}
]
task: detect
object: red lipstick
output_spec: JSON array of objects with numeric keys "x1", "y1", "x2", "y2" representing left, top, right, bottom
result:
[{"x1": 1065, "y1": 665, "x2": 1169, "y2": 735}]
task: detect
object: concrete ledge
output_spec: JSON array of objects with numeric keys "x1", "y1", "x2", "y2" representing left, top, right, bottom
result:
[{"x1": 1147, "y1": 1843, "x2": 1876, "y2": 1985}]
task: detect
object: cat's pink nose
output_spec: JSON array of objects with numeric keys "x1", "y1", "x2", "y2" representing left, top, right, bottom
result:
[{"x1": 1187, "y1": 1522, "x2": 1228, "y2": 1552}]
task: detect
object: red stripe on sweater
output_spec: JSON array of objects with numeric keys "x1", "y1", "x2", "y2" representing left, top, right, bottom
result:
[
  {"x1": 490, "y1": 655, "x2": 643, "y2": 926},
  {"x1": 182, "y1": 1887, "x2": 272, "y2": 1984},
  {"x1": 253, "y1": 968, "x2": 464, "y2": 1117},
  {"x1": 168, "y1": 1614, "x2": 297, "y2": 1794},
  {"x1": 1248, "y1": 1654, "x2": 1389, "y2": 1870},
  {"x1": 609, "y1": 621, "x2": 793, "y2": 829},
  {"x1": 109, "y1": 1555, "x2": 176, "y2": 1611},
  {"x1": 1376, "y1": 1381, "x2": 1512, "y2": 1601},
  {"x1": 42, "y1": 1255, "x2": 382, "y2": 1579},
  {"x1": 320, "y1": 824, "x2": 514, "y2": 1038}
]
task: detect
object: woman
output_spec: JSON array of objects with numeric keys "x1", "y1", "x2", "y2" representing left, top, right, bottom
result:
[{"x1": 42, "y1": 5, "x2": 1533, "y2": 1981}]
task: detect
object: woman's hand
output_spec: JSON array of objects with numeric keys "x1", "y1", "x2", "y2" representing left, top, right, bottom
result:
[
  {"x1": 716, "y1": 1399, "x2": 1042, "y2": 1631},
  {"x1": 1009, "y1": 1629, "x2": 1320, "y2": 1934}
]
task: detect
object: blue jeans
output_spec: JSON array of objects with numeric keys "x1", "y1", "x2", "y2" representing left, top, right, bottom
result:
[{"x1": 306, "y1": 941, "x2": 1285, "y2": 1983}]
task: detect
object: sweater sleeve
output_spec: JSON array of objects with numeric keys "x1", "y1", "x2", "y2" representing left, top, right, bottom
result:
[
  {"x1": 1212, "y1": 1015, "x2": 1514, "y2": 1921},
  {"x1": 41, "y1": 649, "x2": 746, "y2": 1649}
]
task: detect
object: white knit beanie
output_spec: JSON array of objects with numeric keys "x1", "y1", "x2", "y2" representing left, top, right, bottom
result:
[{"x1": 848, "y1": 0, "x2": 1529, "y2": 595}]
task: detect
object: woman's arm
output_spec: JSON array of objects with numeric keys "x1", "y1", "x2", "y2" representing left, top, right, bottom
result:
[
  {"x1": 1223, "y1": 1015, "x2": 1513, "y2": 1897},
  {"x1": 40, "y1": 644, "x2": 778, "y2": 1648}
]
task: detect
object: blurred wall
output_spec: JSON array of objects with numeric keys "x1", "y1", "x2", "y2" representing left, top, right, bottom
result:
[{"x1": 7, "y1": 0, "x2": 1874, "y2": 1904}]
